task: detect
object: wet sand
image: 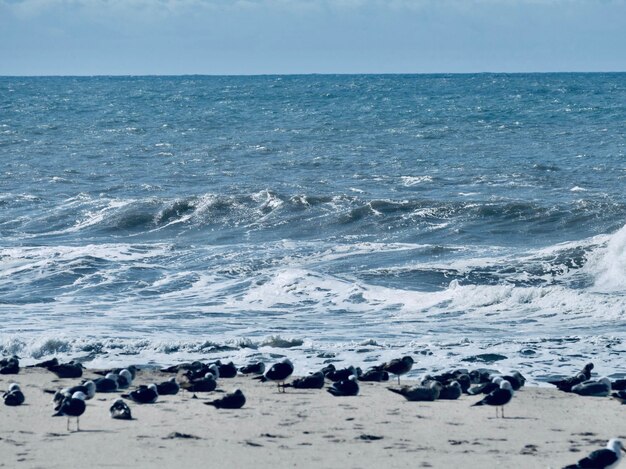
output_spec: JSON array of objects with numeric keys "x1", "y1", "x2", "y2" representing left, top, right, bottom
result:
[{"x1": 0, "y1": 368, "x2": 624, "y2": 468}]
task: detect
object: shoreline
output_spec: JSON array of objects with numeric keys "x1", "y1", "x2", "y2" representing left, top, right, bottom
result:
[{"x1": 1, "y1": 367, "x2": 624, "y2": 468}]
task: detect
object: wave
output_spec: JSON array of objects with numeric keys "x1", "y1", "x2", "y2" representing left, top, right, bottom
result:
[{"x1": 3, "y1": 191, "x2": 624, "y2": 243}]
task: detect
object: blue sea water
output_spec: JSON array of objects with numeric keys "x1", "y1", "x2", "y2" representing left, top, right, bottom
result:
[{"x1": 1, "y1": 74, "x2": 625, "y2": 381}]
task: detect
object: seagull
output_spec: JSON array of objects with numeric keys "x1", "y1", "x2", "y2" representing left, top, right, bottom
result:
[
  {"x1": 388, "y1": 381, "x2": 441, "y2": 402},
  {"x1": 502, "y1": 371, "x2": 526, "y2": 391},
  {"x1": 3, "y1": 383, "x2": 25, "y2": 406},
  {"x1": 239, "y1": 362, "x2": 265, "y2": 375},
  {"x1": 156, "y1": 377, "x2": 180, "y2": 396},
  {"x1": 123, "y1": 384, "x2": 159, "y2": 404},
  {"x1": 571, "y1": 377, "x2": 612, "y2": 397},
  {"x1": 115, "y1": 369, "x2": 134, "y2": 389},
  {"x1": 325, "y1": 366, "x2": 360, "y2": 382},
  {"x1": 358, "y1": 369, "x2": 390, "y2": 382},
  {"x1": 254, "y1": 359, "x2": 294, "y2": 392},
  {"x1": 179, "y1": 372, "x2": 216, "y2": 394},
  {"x1": 215, "y1": 361, "x2": 238, "y2": 378},
  {"x1": 48, "y1": 380, "x2": 96, "y2": 411},
  {"x1": 328, "y1": 375, "x2": 359, "y2": 397},
  {"x1": 47, "y1": 361, "x2": 84, "y2": 379},
  {"x1": 563, "y1": 438, "x2": 625, "y2": 469},
  {"x1": 611, "y1": 390, "x2": 626, "y2": 405},
  {"x1": 375, "y1": 356, "x2": 414, "y2": 385},
  {"x1": 94, "y1": 373, "x2": 119, "y2": 393},
  {"x1": 204, "y1": 389, "x2": 246, "y2": 409},
  {"x1": 0, "y1": 356, "x2": 20, "y2": 375},
  {"x1": 439, "y1": 380, "x2": 463, "y2": 400},
  {"x1": 548, "y1": 363, "x2": 594, "y2": 392},
  {"x1": 472, "y1": 380, "x2": 514, "y2": 418},
  {"x1": 109, "y1": 399, "x2": 133, "y2": 420},
  {"x1": 284, "y1": 371, "x2": 325, "y2": 389},
  {"x1": 54, "y1": 391, "x2": 87, "y2": 431}
]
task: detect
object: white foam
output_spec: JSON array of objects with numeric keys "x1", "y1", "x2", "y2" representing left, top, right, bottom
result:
[{"x1": 585, "y1": 224, "x2": 626, "y2": 293}]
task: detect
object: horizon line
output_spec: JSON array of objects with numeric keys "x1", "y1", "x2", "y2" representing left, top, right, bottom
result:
[{"x1": 1, "y1": 70, "x2": 626, "y2": 79}]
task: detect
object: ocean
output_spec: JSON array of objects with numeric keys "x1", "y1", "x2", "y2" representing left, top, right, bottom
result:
[{"x1": 1, "y1": 74, "x2": 624, "y2": 382}]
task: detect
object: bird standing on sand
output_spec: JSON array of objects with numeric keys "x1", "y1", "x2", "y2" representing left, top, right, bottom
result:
[
  {"x1": 328, "y1": 375, "x2": 359, "y2": 397},
  {"x1": 54, "y1": 391, "x2": 87, "y2": 431},
  {"x1": 563, "y1": 438, "x2": 625, "y2": 469},
  {"x1": 3, "y1": 383, "x2": 25, "y2": 406},
  {"x1": 110, "y1": 399, "x2": 133, "y2": 420},
  {"x1": 388, "y1": 381, "x2": 441, "y2": 402},
  {"x1": 254, "y1": 359, "x2": 294, "y2": 393},
  {"x1": 376, "y1": 356, "x2": 414, "y2": 385},
  {"x1": 205, "y1": 389, "x2": 246, "y2": 409},
  {"x1": 472, "y1": 380, "x2": 514, "y2": 418}
]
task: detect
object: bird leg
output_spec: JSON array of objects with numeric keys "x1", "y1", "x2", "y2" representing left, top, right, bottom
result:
[
  {"x1": 501, "y1": 407, "x2": 505, "y2": 419},
  {"x1": 397, "y1": 376, "x2": 400, "y2": 385},
  {"x1": 76, "y1": 417, "x2": 80, "y2": 432},
  {"x1": 67, "y1": 417, "x2": 70, "y2": 431}
]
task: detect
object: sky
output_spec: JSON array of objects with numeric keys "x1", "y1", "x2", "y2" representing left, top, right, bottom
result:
[{"x1": 0, "y1": 0, "x2": 625, "y2": 75}]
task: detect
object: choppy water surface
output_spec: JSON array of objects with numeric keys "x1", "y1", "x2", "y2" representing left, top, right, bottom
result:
[{"x1": 1, "y1": 74, "x2": 625, "y2": 381}]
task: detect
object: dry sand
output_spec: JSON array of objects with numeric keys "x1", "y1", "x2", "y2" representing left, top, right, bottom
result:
[{"x1": 0, "y1": 368, "x2": 624, "y2": 468}]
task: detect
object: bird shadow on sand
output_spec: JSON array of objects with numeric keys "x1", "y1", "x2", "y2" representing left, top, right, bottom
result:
[{"x1": 489, "y1": 416, "x2": 538, "y2": 420}]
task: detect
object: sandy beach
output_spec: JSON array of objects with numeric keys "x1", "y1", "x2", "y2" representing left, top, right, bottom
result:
[{"x1": 0, "y1": 368, "x2": 624, "y2": 469}]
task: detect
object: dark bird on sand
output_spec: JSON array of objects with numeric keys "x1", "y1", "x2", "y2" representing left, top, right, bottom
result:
[
  {"x1": 123, "y1": 384, "x2": 158, "y2": 404},
  {"x1": 3, "y1": 383, "x2": 25, "y2": 406},
  {"x1": 27, "y1": 358, "x2": 58, "y2": 369},
  {"x1": 179, "y1": 372, "x2": 216, "y2": 394},
  {"x1": 612, "y1": 390, "x2": 626, "y2": 405},
  {"x1": 612, "y1": 379, "x2": 626, "y2": 391},
  {"x1": 110, "y1": 399, "x2": 133, "y2": 420},
  {"x1": 93, "y1": 365, "x2": 137, "y2": 381},
  {"x1": 328, "y1": 375, "x2": 359, "y2": 397},
  {"x1": 502, "y1": 371, "x2": 526, "y2": 391},
  {"x1": 325, "y1": 365, "x2": 360, "y2": 382},
  {"x1": 374, "y1": 356, "x2": 414, "y2": 385},
  {"x1": 214, "y1": 361, "x2": 238, "y2": 378},
  {"x1": 439, "y1": 380, "x2": 463, "y2": 400},
  {"x1": 388, "y1": 381, "x2": 441, "y2": 402},
  {"x1": 156, "y1": 377, "x2": 180, "y2": 395},
  {"x1": 358, "y1": 369, "x2": 389, "y2": 382},
  {"x1": 254, "y1": 359, "x2": 294, "y2": 392},
  {"x1": 54, "y1": 391, "x2": 87, "y2": 431},
  {"x1": 205, "y1": 389, "x2": 246, "y2": 409},
  {"x1": 571, "y1": 377, "x2": 612, "y2": 397},
  {"x1": 472, "y1": 380, "x2": 513, "y2": 418},
  {"x1": 47, "y1": 361, "x2": 84, "y2": 379},
  {"x1": 94, "y1": 373, "x2": 119, "y2": 393},
  {"x1": 239, "y1": 362, "x2": 265, "y2": 375},
  {"x1": 284, "y1": 371, "x2": 325, "y2": 389},
  {"x1": 0, "y1": 356, "x2": 20, "y2": 375},
  {"x1": 563, "y1": 438, "x2": 625, "y2": 469},
  {"x1": 548, "y1": 363, "x2": 594, "y2": 392}
]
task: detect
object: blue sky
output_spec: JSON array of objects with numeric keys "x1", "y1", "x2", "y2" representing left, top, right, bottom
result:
[{"x1": 1, "y1": 0, "x2": 625, "y2": 75}]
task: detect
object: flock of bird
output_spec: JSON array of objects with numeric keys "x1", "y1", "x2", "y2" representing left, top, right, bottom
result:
[{"x1": 1, "y1": 354, "x2": 625, "y2": 468}]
